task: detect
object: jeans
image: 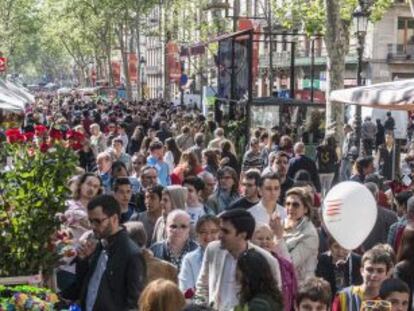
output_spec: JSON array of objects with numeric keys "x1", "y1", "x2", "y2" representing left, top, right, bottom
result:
[
  {"x1": 339, "y1": 159, "x2": 352, "y2": 182},
  {"x1": 319, "y1": 173, "x2": 335, "y2": 197}
]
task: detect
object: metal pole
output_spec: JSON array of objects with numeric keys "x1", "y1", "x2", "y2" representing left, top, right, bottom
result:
[
  {"x1": 290, "y1": 41, "x2": 295, "y2": 99},
  {"x1": 310, "y1": 38, "x2": 315, "y2": 102},
  {"x1": 267, "y1": 0, "x2": 273, "y2": 96},
  {"x1": 247, "y1": 30, "x2": 253, "y2": 139},
  {"x1": 355, "y1": 33, "x2": 364, "y2": 155}
]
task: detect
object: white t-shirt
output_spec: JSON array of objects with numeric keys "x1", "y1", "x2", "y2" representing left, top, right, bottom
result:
[
  {"x1": 186, "y1": 204, "x2": 206, "y2": 226},
  {"x1": 248, "y1": 200, "x2": 287, "y2": 226},
  {"x1": 218, "y1": 253, "x2": 240, "y2": 311}
]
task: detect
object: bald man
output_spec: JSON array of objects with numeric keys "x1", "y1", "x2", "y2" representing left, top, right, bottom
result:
[{"x1": 287, "y1": 142, "x2": 321, "y2": 192}]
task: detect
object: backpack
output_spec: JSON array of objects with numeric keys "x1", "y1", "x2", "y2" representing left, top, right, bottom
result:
[{"x1": 273, "y1": 252, "x2": 298, "y2": 311}]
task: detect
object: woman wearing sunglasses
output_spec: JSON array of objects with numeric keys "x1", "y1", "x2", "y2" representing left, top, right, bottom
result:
[
  {"x1": 150, "y1": 209, "x2": 197, "y2": 272},
  {"x1": 270, "y1": 187, "x2": 319, "y2": 284}
]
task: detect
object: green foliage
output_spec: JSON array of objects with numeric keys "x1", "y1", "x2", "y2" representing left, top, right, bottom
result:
[{"x1": 0, "y1": 140, "x2": 77, "y2": 276}]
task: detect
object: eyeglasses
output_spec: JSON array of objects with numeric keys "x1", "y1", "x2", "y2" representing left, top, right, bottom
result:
[
  {"x1": 169, "y1": 224, "x2": 189, "y2": 230},
  {"x1": 143, "y1": 175, "x2": 157, "y2": 179},
  {"x1": 361, "y1": 300, "x2": 392, "y2": 311},
  {"x1": 89, "y1": 216, "x2": 110, "y2": 226},
  {"x1": 219, "y1": 176, "x2": 233, "y2": 180}
]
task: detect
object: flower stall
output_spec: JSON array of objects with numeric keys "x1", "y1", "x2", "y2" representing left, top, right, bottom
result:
[{"x1": 0, "y1": 125, "x2": 82, "y2": 281}]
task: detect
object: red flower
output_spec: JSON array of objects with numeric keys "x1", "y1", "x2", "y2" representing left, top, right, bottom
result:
[
  {"x1": 23, "y1": 132, "x2": 35, "y2": 142},
  {"x1": 66, "y1": 130, "x2": 84, "y2": 141},
  {"x1": 39, "y1": 142, "x2": 50, "y2": 153},
  {"x1": 184, "y1": 288, "x2": 195, "y2": 299},
  {"x1": 35, "y1": 124, "x2": 48, "y2": 136},
  {"x1": 49, "y1": 128, "x2": 63, "y2": 140},
  {"x1": 5, "y1": 128, "x2": 24, "y2": 144},
  {"x1": 70, "y1": 141, "x2": 83, "y2": 151}
]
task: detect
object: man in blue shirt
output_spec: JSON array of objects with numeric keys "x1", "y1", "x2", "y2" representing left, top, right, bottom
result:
[{"x1": 147, "y1": 140, "x2": 171, "y2": 187}]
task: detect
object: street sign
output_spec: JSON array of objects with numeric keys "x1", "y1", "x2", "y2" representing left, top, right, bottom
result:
[
  {"x1": 0, "y1": 57, "x2": 7, "y2": 72},
  {"x1": 179, "y1": 74, "x2": 188, "y2": 87}
]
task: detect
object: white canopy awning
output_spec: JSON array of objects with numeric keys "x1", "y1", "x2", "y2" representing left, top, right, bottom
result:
[{"x1": 329, "y1": 79, "x2": 414, "y2": 111}]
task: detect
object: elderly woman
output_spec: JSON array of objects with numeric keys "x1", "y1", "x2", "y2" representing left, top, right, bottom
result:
[
  {"x1": 179, "y1": 215, "x2": 220, "y2": 293},
  {"x1": 89, "y1": 123, "x2": 107, "y2": 156},
  {"x1": 151, "y1": 185, "x2": 188, "y2": 244},
  {"x1": 150, "y1": 209, "x2": 198, "y2": 272},
  {"x1": 271, "y1": 187, "x2": 319, "y2": 283}
]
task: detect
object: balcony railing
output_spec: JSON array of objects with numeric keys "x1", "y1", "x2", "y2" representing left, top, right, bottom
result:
[{"x1": 387, "y1": 43, "x2": 414, "y2": 61}]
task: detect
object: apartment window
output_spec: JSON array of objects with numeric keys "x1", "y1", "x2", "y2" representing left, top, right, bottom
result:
[{"x1": 397, "y1": 17, "x2": 414, "y2": 53}]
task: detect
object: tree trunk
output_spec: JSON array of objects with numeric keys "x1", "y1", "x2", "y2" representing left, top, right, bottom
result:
[
  {"x1": 324, "y1": 0, "x2": 350, "y2": 148},
  {"x1": 118, "y1": 20, "x2": 132, "y2": 101}
]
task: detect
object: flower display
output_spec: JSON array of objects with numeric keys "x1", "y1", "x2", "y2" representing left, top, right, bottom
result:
[
  {"x1": 0, "y1": 285, "x2": 60, "y2": 311},
  {"x1": 0, "y1": 125, "x2": 79, "y2": 277}
]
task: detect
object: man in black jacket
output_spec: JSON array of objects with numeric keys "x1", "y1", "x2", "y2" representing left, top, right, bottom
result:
[
  {"x1": 287, "y1": 142, "x2": 321, "y2": 192},
  {"x1": 62, "y1": 194, "x2": 146, "y2": 311}
]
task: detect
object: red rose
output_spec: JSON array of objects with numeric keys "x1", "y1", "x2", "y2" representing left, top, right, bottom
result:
[
  {"x1": 23, "y1": 132, "x2": 35, "y2": 142},
  {"x1": 49, "y1": 128, "x2": 63, "y2": 140},
  {"x1": 184, "y1": 288, "x2": 195, "y2": 299},
  {"x1": 5, "y1": 128, "x2": 24, "y2": 144},
  {"x1": 35, "y1": 124, "x2": 48, "y2": 136},
  {"x1": 70, "y1": 141, "x2": 83, "y2": 151},
  {"x1": 66, "y1": 130, "x2": 84, "y2": 141},
  {"x1": 39, "y1": 142, "x2": 50, "y2": 153}
]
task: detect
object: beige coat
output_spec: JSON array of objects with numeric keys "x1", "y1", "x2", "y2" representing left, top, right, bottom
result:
[
  {"x1": 195, "y1": 240, "x2": 282, "y2": 310},
  {"x1": 276, "y1": 217, "x2": 319, "y2": 283}
]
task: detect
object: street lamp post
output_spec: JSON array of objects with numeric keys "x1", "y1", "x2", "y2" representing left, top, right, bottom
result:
[
  {"x1": 140, "y1": 56, "x2": 146, "y2": 100},
  {"x1": 353, "y1": 3, "x2": 369, "y2": 155}
]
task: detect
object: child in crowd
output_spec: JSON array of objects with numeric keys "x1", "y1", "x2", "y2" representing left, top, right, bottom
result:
[
  {"x1": 332, "y1": 247, "x2": 394, "y2": 311},
  {"x1": 379, "y1": 278, "x2": 410, "y2": 311},
  {"x1": 295, "y1": 277, "x2": 332, "y2": 311}
]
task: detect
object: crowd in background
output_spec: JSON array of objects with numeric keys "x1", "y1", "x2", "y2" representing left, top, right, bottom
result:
[{"x1": 2, "y1": 94, "x2": 414, "y2": 311}]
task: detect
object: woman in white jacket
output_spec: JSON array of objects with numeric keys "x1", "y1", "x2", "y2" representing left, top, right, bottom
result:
[{"x1": 271, "y1": 187, "x2": 319, "y2": 283}]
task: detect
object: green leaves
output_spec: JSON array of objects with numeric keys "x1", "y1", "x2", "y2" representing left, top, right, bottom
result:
[{"x1": 0, "y1": 141, "x2": 77, "y2": 277}]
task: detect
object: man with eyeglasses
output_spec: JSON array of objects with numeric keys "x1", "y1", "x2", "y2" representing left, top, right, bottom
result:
[
  {"x1": 227, "y1": 169, "x2": 261, "y2": 211},
  {"x1": 61, "y1": 194, "x2": 146, "y2": 311},
  {"x1": 135, "y1": 166, "x2": 159, "y2": 211}
]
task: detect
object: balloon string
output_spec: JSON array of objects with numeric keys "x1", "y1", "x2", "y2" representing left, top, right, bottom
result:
[{"x1": 349, "y1": 253, "x2": 353, "y2": 311}]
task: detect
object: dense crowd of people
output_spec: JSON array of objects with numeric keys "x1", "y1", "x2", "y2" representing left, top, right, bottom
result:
[{"x1": 2, "y1": 95, "x2": 414, "y2": 311}]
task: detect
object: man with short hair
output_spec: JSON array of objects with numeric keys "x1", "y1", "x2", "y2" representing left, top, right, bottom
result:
[
  {"x1": 379, "y1": 278, "x2": 410, "y2": 311},
  {"x1": 295, "y1": 277, "x2": 332, "y2": 311},
  {"x1": 227, "y1": 169, "x2": 261, "y2": 210},
  {"x1": 287, "y1": 142, "x2": 321, "y2": 192},
  {"x1": 110, "y1": 138, "x2": 132, "y2": 172},
  {"x1": 134, "y1": 166, "x2": 159, "y2": 211},
  {"x1": 62, "y1": 194, "x2": 146, "y2": 311},
  {"x1": 195, "y1": 208, "x2": 281, "y2": 311},
  {"x1": 113, "y1": 177, "x2": 136, "y2": 223},
  {"x1": 198, "y1": 171, "x2": 216, "y2": 204},
  {"x1": 96, "y1": 152, "x2": 113, "y2": 193},
  {"x1": 241, "y1": 137, "x2": 265, "y2": 172},
  {"x1": 176, "y1": 126, "x2": 194, "y2": 151},
  {"x1": 156, "y1": 120, "x2": 172, "y2": 143},
  {"x1": 361, "y1": 116, "x2": 377, "y2": 156},
  {"x1": 116, "y1": 122, "x2": 129, "y2": 150},
  {"x1": 273, "y1": 151, "x2": 294, "y2": 204},
  {"x1": 147, "y1": 141, "x2": 170, "y2": 186},
  {"x1": 132, "y1": 185, "x2": 164, "y2": 247},
  {"x1": 208, "y1": 127, "x2": 225, "y2": 149},
  {"x1": 248, "y1": 172, "x2": 286, "y2": 226},
  {"x1": 188, "y1": 132, "x2": 205, "y2": 164},
  {"x1": 183, "y1": 176, "x2": 212, "y2": 226},
  {"x1": 332, "y1": 247, "x2": 393, "y2": 311}
]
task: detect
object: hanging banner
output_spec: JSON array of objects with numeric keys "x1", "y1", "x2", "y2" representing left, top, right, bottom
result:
[
  {"x1": 111, "y1": 61, "x2": 121, "y2": 86},
  {"x1": 238, "y1": 18, "x2": 260, "y2": 84},
  {"x1": 128, "y1": 53, "x2": 138, "y2": 84},
  {"x1": 166, "y1": 41, "x2": 181, "y2": 82}
]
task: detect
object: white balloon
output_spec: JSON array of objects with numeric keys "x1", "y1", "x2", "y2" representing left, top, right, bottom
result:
[{"x1": 322, "y1": 181, "x2": 378, "y2": 250}]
